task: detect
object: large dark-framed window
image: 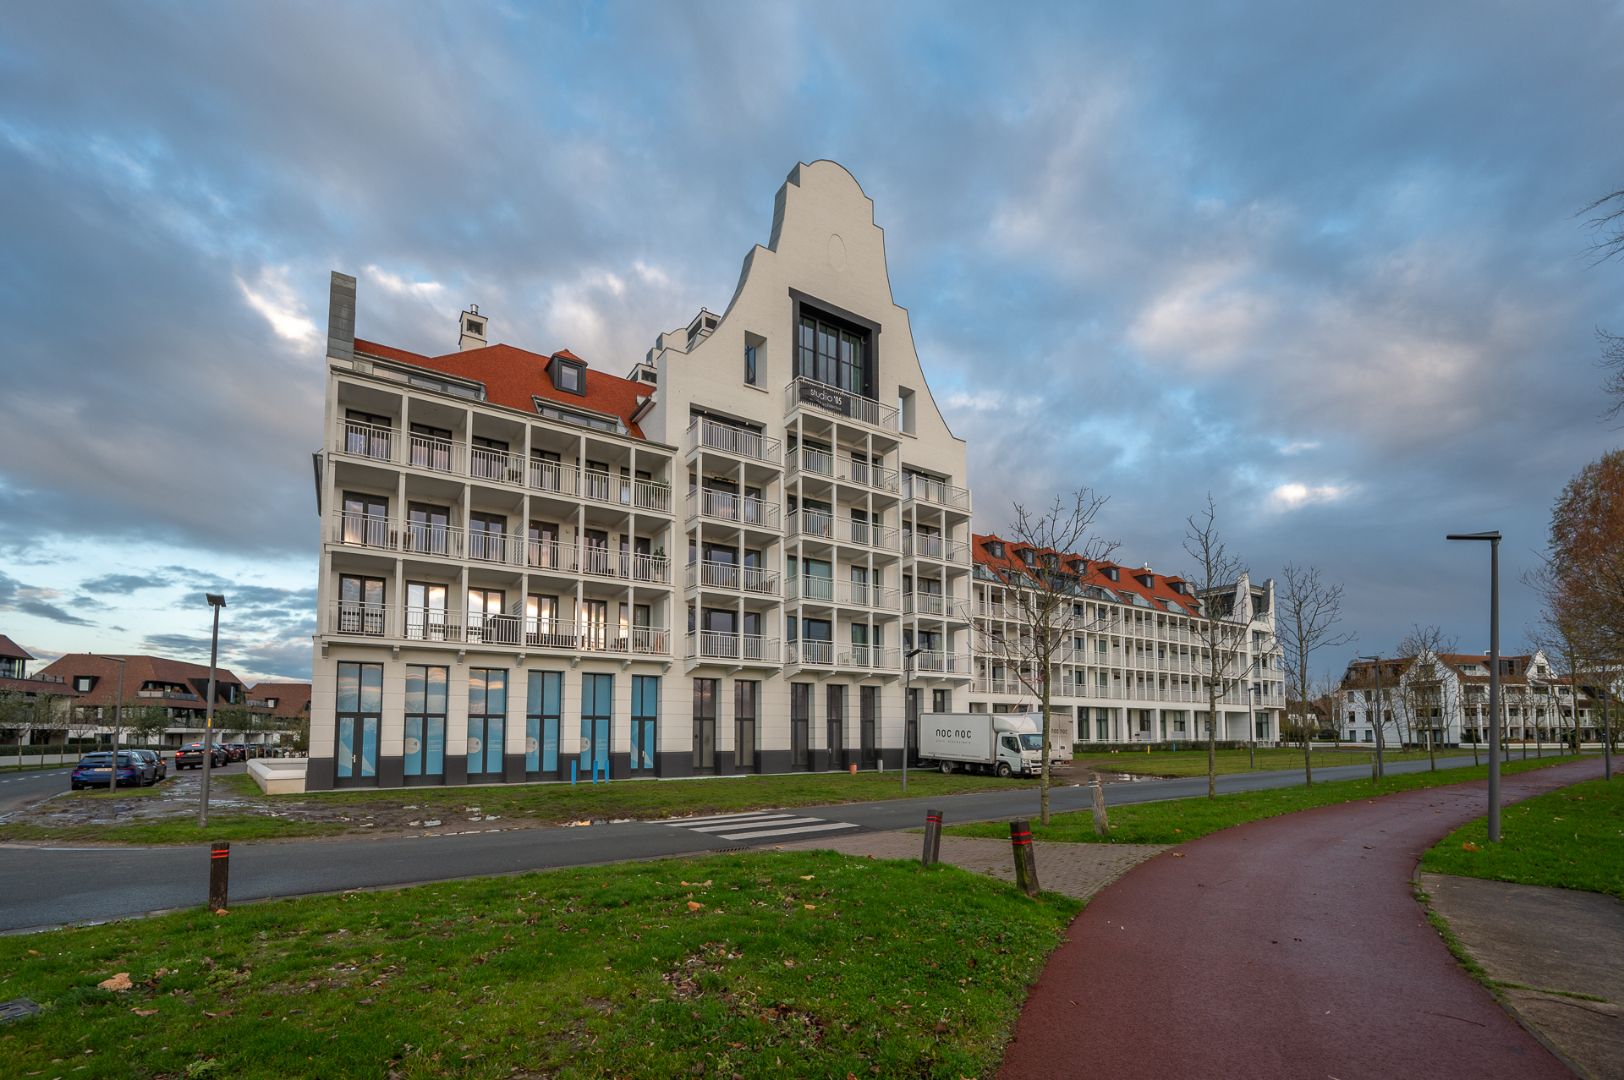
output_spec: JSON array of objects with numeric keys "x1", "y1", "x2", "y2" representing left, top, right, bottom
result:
[
  {"x1": 735, "y1": 680, "x2": 759, "y2": 772},
  {"x1": 338, "y1": 574, "x2": 386, "y2": 635},
  {"x1": 341, "y1": 491, "x2": 388, "y2": 547},
  {"x1": 860, "y1": 685, "x2": 879, "y2": 766},
  {"x1": 826, "y1": 684, "x2": 845, "y2": 769},
  {"x1": 692, "y1": 678, "x2": 718, "y2": 772},
  {"x1": 403, "y1": 664, "x2": 447, "y2": 782},
  {"x1": 933, "y1": 689, "x2": 952, "y2": 714},
  {"x1": 527, "y1": 670, "x2": 562, "y2": 776},
  {"x1": 790, "y1": 682, "x2": 813, "y2": 768},
  {"x1": 334, "y1": 661, "x2": 382, "y2": 784},
  {"x1": 581, "y1": 673, "x2": 613, "y2": 779},
  {"x1": 466, "y1": 668, "x2": 507, "y2": 780},
  {"x1": 632, "y1": 675, "x2": 658, "y2": 772},
  {"x1": 796, "y1": 305, "x2": 873, "y2": 398}
]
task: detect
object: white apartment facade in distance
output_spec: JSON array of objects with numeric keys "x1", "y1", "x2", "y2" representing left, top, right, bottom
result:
[
  {"x1": 966, "y1": 535, "x2": 1285, "y2": 746},
  {"x1": 307, "y1": 161, "x2": 973, "y2": 788}
]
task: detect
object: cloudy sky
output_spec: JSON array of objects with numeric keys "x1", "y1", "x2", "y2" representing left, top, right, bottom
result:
[{"x1": 2, "y1": 2, "x2": 1622, "y2": 685}]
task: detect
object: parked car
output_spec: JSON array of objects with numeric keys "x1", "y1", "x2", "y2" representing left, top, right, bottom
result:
[
  {"x1": 131, "y1": 748, "x2": 167, "y2": 783},
  {"x1": 224, "y1": 744, "x2": 247, "y2": 763},
  {"x1": 174, "y1": 742, "x2": 229, "y2": 770},
  {"x1": 70, "y1": 752, "x2": 144, "y2": 790}
]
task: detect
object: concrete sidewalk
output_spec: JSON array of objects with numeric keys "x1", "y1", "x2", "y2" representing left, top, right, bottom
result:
[
  {"x1": 996, "y1": 757, "x2": 1605, "y2": 1080},
  {"x1": 1421, "y1": 872, "x2": 1624, "y2": 1080}
]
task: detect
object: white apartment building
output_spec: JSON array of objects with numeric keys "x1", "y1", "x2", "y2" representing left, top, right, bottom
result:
[
  {"x1": 1337, "y1": 650, "x2": 1614, "y2": 747},
  {"x1": 308, "y1": 161, "x2": 973, "y2": 788},
  {"x1": 966, "y1": 535, "x2": 1284, "y2": 746}
]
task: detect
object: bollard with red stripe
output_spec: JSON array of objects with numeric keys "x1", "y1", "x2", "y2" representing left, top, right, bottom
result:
[
  {"x1": 208, "y1": 841, "x2": 230, "y2": 912},
  {"x1": 1009, "y1": 819, "x2": 1040, "y2": 896},
  {"x1": 921, "y1": 808, "x2": 944, "y2": 867}
]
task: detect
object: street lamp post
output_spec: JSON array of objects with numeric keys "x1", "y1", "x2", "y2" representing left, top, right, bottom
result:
[
  {"x1": 1447, "y1": 531, "x2": 1501, "y2": 842},
  {"x1": 97, "y1": 656, "x2": 127, "y2": 817},
  {"x1": 903, "y1": 646, "x2": 922, "y2": 794},
  {"x1": 200, "y1": 593, "x2": 227, "y2": 829},
  {"x1": 1357, "y1": 655, "x2": 1385, "y2": 782}
]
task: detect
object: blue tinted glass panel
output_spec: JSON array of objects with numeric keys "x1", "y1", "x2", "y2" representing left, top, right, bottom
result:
[
  {"x1": 405, "y1": 668, "x2": 426, "y2": 713},
  {"x1": 337, "y1": 663, "x2": 359, "y2": 714},
  {"x1": 486, "y1": 716, "x2": 504, "y2": 774},
  {"x1": 360, "y1": 716, "x2": 378, "y2": 777},
  {"x1": 360, "y1": 665, "x2": 383, "y2": 712},
  {"x1": 526, "y1": 717, "x2": 540, "y2": 772},
  {"x1": 486, "y1": 670, "x2": 507, "y2": 715},
  {"x1": 403, "y1": 715, "x2": 423, "y2": 776},
  {"x1": 425, "y1": 717, "x2": 444, "y2": 775},
  {"x1": 336, "y1": 720, "x2": 354, "y2": 778},
  {"x1": 543, "y1": 716, "x2": 559, "y2": 771},
  {"x1": 426, "y1": 667, "x2": 447, "y2": 712}
]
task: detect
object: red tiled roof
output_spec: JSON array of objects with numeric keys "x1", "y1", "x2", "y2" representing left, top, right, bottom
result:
[
  {"x1": 354, "y1": 339, "x2": 650, "y2": 440},
  {"x1": 33, "y1": 654, "x2": 245, "y2": 709},
  {"x1": 0, "y1": 675, "x2": 76, "y2": 697},
  {"x1": 248, "y1": 681, "x2": 311, "y2": 719},
  {"x1": 972, "y1": 533, "x2": 1202, "y2": 617},
  {"x1": 0, "y1": 634, "x2": 33, "y2": 661}
]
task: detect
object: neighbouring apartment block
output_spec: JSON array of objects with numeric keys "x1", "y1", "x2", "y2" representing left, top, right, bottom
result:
[
  {"x1": 25, "y1": 653, "x2": 259, "y2": 747},
  {"x1": 309, "y1": 162, "x2": 974, "y2": 788},
  {"x1": 1335, "y1": 650, "x2": 1617, "y2": 747},
  {"x1": 964, "y1": 536, "x2": 1284, "y2": 745}
]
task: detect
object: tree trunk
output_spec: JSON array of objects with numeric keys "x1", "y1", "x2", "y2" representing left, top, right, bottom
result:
[
  {"x1": 1207, "y1": 688, "x2": 1218, "y2": 799},
  {"x1": 1426, "y1": 695, "x2": 1436, "y2": 771},
  {"x1": 1298, "y1": 644, "x2": 1313, "y2": 786}
]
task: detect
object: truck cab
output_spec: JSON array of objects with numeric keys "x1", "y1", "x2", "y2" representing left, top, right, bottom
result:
[{"x1": 995, "y1": 717, "x2": 1046, "y2": 776}]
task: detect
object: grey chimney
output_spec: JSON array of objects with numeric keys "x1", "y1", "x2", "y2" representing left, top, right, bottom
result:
[{"x1": 327, "y1": 271, "x2": 356, "y2": 361}]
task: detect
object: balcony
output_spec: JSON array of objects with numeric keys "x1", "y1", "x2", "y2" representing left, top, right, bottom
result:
[
  {"x1": 785, "y1": 576, "x2": 901, "y2": 611},
  {"x1": 902, "y1": 474, "x2": 971, "y2": 512},
  {"x1": 330, "y1": 511, "x2": 396, "y2": 553},
  {"x1": 345, "y1": 604, "x2": 673, "y2": 656},
  {"x1": 686, "y1": 631, "x2": 780, "y2": 664},
  {"x1": 690, "y1": 488, "x2": 781, "y2": 530},
  {"x1": 910, "y1": 650, "x2": 972, "y2": 677},
  {"x1": 787, "y1": 509, "x2": 901, "y2": 552},
  {"x1": 787, "y1": 639, "x2": 836, "y2": 667},
  {"x1": 687, "y1": 418, "x2": 781, "y2": 466},
  {"x1": 338, "y1": 419, "x2": 398, "y2": 464},
  {"x1": 579, "y1": 546, "x2": 672, "y2": 585},
  {"x1": 840, "y1": 645, "x2": 902, "y2": 672},
  {"x1": 904, "y1": 532, "x2": 969, "y2": 563},
  {"x1": 685, "y1": 560, "x2": 780, "y2": 597},
  {"x1": 470, "y1": 446, "x2": 529, "y2": 486},
  {"x1": 784, "y1": 377, "x2": 900, "y2": 432}
]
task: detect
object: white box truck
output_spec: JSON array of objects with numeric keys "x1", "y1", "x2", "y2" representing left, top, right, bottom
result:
[
  {"x1": 918, "y1": 713, "x2": 1045, "y2": 777},
  {"x1": 1001, "y1": 709, "x2": 1072, "y2": 769}
]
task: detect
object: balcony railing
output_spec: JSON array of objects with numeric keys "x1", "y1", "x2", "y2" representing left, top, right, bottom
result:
[
  {"x1": 395, "y1": 608, "x2": 672, "y2": 655},
  {"x1": 784, "y1": 377, "x2": 900, "y2": 432},
  {"x1": 686, "y1": 560, "x2": 780, "y2": 596},
  {"x1": 329, "y1": 601, "x2": 388, "y2": 637},
  {"x1": 691, "y1": 489, "x2": 780, "y2": 529},
  {"x1": 470, "y1": 446, "x2": 528, "y2": 486},
  {"x1": 786, "y1": 576, "x2": 896, "y2": 609},
  {"x1": 403, "y1": 522, "x2": 464, "y2": 559},
  {"x1": 904, "y1": 533, "x2": 969, "y2": 563},
  {"x1": 407, "y1": 433, "x2": 461, "y2": 475},
  {"x1": 332, "y1": 511, "x2": 395, "y2": 551},
  {"x1": 339, "y1": 419, "x2": 397, "y2": 463},
  {"x1": 526, "y1": 538, "x2": 578, "y2": 573},
  {"x1": 787, "y1": 510, "x2": 902, "y2": 551},
  {"x1": 688, "y1": 418, "x2": 781, "y2": 465},
  {"x1": 528, "y1": 457, "x2": 578, "y2": 496},
  {"x1": 687, "y1": 631, "x2": 780, "y2": 663},
  {"x1": 911, "y1": 650, "x2": 971, "y2": 675},
  {"x1": 787, "y1": 639, "x2": 836, "y2": 666},
  {"x1": 902, "y1": 474, "x2": 971, "y2": 511},
  {"x1": 840, "y1": 645, "x2": 901, "y2": 671}
]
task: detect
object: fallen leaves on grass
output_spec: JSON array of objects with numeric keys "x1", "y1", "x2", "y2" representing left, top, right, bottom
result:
[
  {"x1": 1461, "y1": 841, "x2": 1480, "y2": 852},
  {"x1": 97, "y1": 973, "x2": 132, "y2": 992},
  {"x1": 686, "y1": 901, "x2": 704, "y2": 912}
]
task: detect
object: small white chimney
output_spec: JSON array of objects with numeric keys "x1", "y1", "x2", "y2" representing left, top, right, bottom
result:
[{"x1": 459, "y1": 305, "x2": 488, "y2": 351}]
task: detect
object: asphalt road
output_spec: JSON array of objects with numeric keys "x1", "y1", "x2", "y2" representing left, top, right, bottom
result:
[
  {"x1": 0, "y1": 753, "x2": 1502, "y2": 933},
  {"x1": 0, "y1": 767, "x2": 75, "y2": 814}
]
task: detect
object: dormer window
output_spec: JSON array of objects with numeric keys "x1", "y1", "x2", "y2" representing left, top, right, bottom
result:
[
  {"x1": 1103, "y1": 566, "x2": 1119, "y2": 582},
  {"x1": 550, "y1": 357, "x2": 586, "y2": 396},
  {"x1": 987, "y1": 541, "x2": 1004, "y2": 559},
  {"x1": 75, "y1": 675, "x2": 94, "y2": 692},
  {"x1": 1019, "y1": 549, "x2": 1036, "y2": 567}
]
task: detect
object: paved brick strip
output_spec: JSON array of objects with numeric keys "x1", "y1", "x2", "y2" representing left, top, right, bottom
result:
[{"x1": 998, "y1": 758, "x2": 1605, "y2": 1080}]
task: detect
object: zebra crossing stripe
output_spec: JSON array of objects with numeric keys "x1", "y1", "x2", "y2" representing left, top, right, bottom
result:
[
  {"x1": 688, "y1": 815, "x2": 824, "y2": 833},
  {"x1": 714, "y1": 821, "x2": 863, "y2": 841},
  {"x1": 659, "y1": 810, "x2": 788, "y2": 827}
]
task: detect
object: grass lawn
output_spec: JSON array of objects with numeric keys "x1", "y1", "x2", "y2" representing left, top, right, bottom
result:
[
  {"x1": 1077, "y1": 746, "x2": 1437, "y2": 778},
  {"x1": 0, "y1": 816, "x2": 345, "y2": 844},
  {"x1": 0, "y1": 851, "x2": 1079, "y2": 1079},
  {"x1": 945, "y1": 756, "x2": 1584, "y2": 845},
  {"x1": 289, "y1": 769, "x2": 1039, "y2": 822},
  {"x1": 1420, "y1": 776, "x2": 1624, "y2": 899}
]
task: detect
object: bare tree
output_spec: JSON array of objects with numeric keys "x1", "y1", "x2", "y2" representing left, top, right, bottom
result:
[
  {"x1": 980, "y1": 490, "x2": 1118, "y2": 825},
  {"x1": 1395, "y1": 625, "x2": 1455, "y2": 771},
  {"x1": 1276, "y1": 564, "x2": 1353, "y2": 785},
  {"x1": 1527, "y1": 559, "x2": 1596, "y2": 756},
  {"x1": 1183, "y1": 496, "x2": 1256, "y2": 799}
]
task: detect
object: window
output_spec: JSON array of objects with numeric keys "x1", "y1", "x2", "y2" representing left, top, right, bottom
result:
[
  {"x1": 898, "y1": 387, "x2": 915, "y2": 433},
  {"x1": 408, "y1": 422, "x2": 453, "y2": 472},
  {"x1": 469, "y1": 512, "x2": 507, "y2": 562},
  {"x1": 693, "y1": 678, "x2": 718, "y2": 771},
  {"x1": 405, "y1": 581, "x2": 448, "y2": 640},
  {"x1": 467, "y1": 588, "x2": 508, "y2": 645},
  {"x1": 826, "y1": 685, "x2": 845, "y2": 768},
  {"x1": 341, "y1": 491, "x2": 388, "y2": 547},
  {"x1": 75, "y1": 675, "x2": 93, "y2": 693},
  {"x1": 467, "y1": 669, "x2": 507, "y2": 779},
  {"x1": 406, "y1": 503, "x2": 452, "y2": 556},
  {"x1": 581, "y1": 673, "x2": 613, "y2": 779},
  {"x1": 551, "y1": 358, "x2": 585, "y2": 395},
  {"x1": 403, "y1": 665, "x2": 447, "y2": 780},
  {"x1": 338, "y1": 574, "x2": 385, "y2": 635},
  {"x1": 344, "y1": 409, "x2": 393, "y2": 459},
  {"x1": 735, "y1": 680, "x2": 759, "y2": 772},
  {"x1": 796, "y1": 310, "x2": 870, "y2": 396},
  {"x1": 632, "y1": 675, "x2": 658, "y2": 772},
  {"x1": 335, "y1": 662, "x2": 382, "y2": 782},
  {"x1": 933, "y1": 689, "x2": 952, "y2": 713},
  {"x1": 860, "y1": 685, "x2": 879, "y2": 766},
  {"x1": 526, "y1": 671, "x2": 563, "y2": 775},
  {"x1": 744, "y1": 343, "x2": 758, "y2": 386},
  {"x1": 791, "y1": 683, "x2": 812, "y2": 767}
]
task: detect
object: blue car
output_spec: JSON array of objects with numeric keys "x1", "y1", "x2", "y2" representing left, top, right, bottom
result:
[{"x1": 70, "y1": 752, "x2": 145, "y2": 790}]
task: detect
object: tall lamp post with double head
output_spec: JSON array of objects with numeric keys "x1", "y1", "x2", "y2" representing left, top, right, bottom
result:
[
  {"x1": 200, "y1": 593, "x2": 227, "y2": 829},
  {"x1": 1447, "y1": 531, "x2": 1501, "y2": 842},
  {"x1": 902, "y1": 646, "x2": 923, "y2": 793}
]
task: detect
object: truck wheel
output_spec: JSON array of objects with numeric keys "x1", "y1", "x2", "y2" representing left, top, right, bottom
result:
[
  {"x1": 997, "y1": 762, "x2": 1012, "y2": 778},
  {"x1": 939, "y1": 761, "x2": 953, "y2": 774}
]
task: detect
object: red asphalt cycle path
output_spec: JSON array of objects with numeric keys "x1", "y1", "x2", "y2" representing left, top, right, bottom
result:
[{"x1": 999, "y1": 758, "x2": 1605, "y2": 1080}]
